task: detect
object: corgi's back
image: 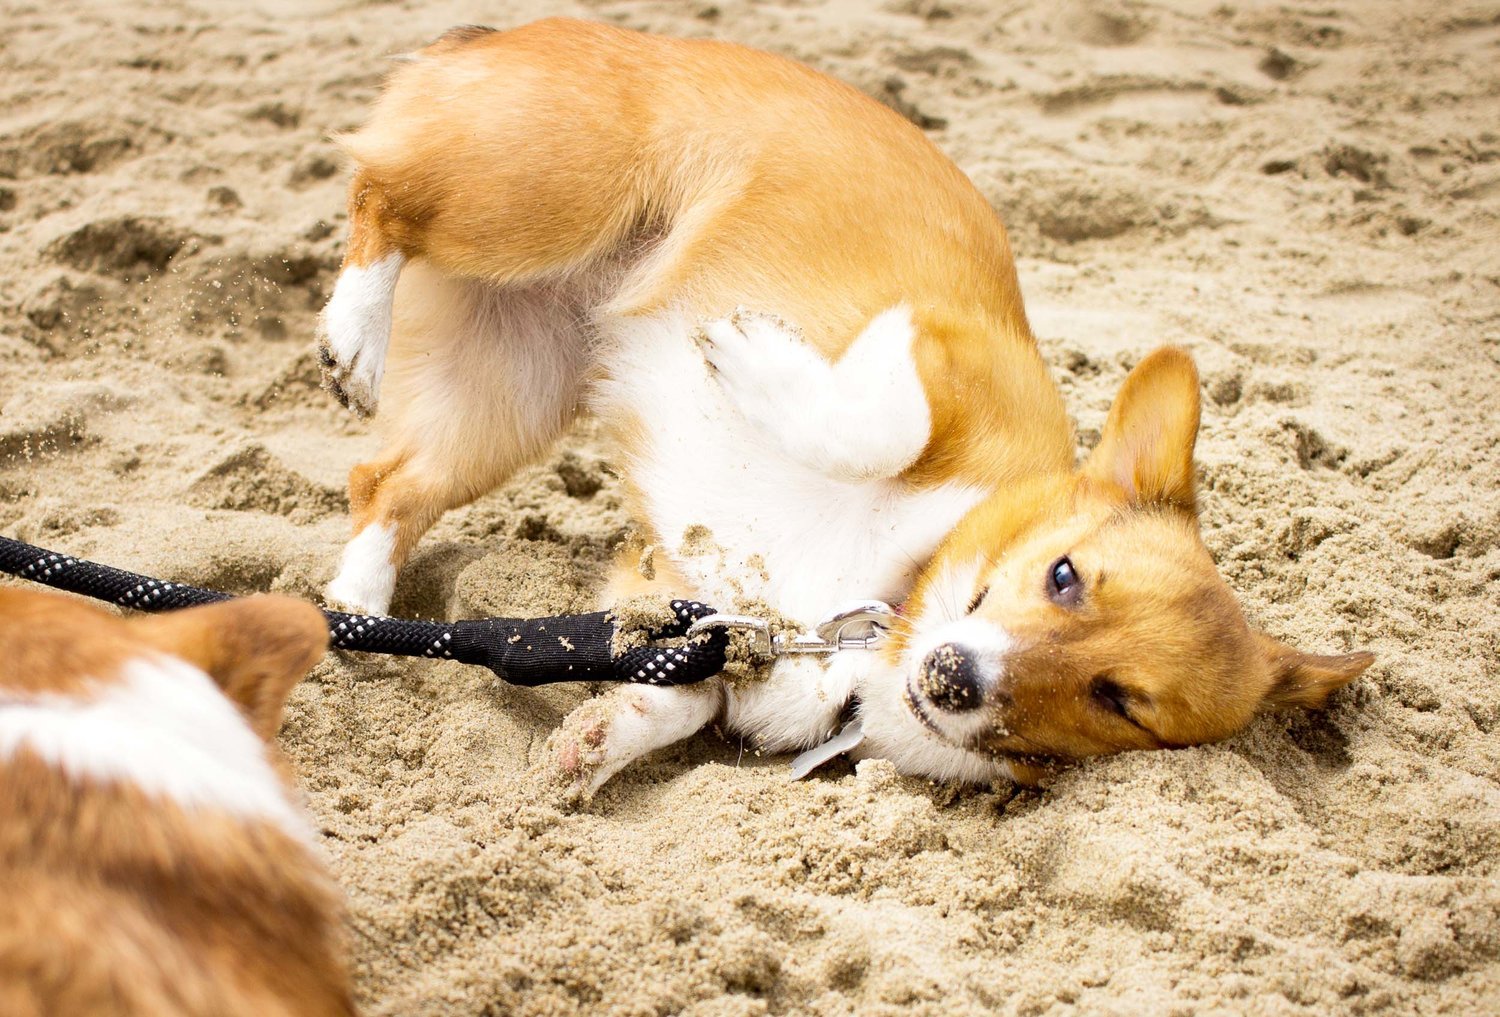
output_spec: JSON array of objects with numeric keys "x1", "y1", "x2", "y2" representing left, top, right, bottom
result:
[{"x1": 342, "y1": 17, "x2": 1027, "y2": 351}]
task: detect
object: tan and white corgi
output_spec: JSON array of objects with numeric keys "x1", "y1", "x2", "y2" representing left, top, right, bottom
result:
[
  {"x1": 0, "y1": 588, "x2": 354, "y2": 1017},
  {"x1": 318, "y1": 18, "x2": 1372, "y2": 800}
]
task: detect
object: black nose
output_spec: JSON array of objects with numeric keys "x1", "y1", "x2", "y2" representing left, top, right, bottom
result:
[{"x1": 918, "y1": 644, "x2": 983, "y2": 712}]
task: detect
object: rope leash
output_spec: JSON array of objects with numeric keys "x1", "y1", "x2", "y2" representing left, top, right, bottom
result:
[{"x1": 0, "y1": 535, "x2": 726, "y2": 687}]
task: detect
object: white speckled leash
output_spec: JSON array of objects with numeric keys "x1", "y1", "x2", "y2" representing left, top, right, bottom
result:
[{"x1": 0, "y1": 535, "x2": 728, "y2": 688}]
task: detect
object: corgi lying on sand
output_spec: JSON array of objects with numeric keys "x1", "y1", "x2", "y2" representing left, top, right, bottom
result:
[
  {"x1": 319, "y1": 18, "x2": 1372, "y2": 800},
  {"x1": 0, "y1": 589, "x2": 353, "y2": 1017}
]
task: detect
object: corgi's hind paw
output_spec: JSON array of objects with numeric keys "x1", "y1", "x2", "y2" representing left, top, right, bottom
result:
[
  {"x1": 317, "y1": 340, "x2": 379, "y2": 418},
  {"x1": 317, "y1": 253, "x2": 406, "y2": 418},
  {"x1": 324, "y1": 523, "x2": 398, "y2": 617}
]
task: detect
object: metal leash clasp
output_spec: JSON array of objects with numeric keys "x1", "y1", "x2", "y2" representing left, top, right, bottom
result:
[{"x1": 684, "y1": 600, "x2": 895, "y2": 660}]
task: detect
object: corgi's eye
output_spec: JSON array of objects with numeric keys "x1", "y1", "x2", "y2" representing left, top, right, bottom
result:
[
  {"x1": 1092, "y1": 676, "x2": 1132, "y2": 718},
  {"x1": 1047, "y1": 556, "x2": 1082, "y2": 606},
  {"x1": 966, "y1": 585, "x2": 989, "y2": 614}
]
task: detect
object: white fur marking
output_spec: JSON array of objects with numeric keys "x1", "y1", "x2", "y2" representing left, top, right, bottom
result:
[
  {"x1": 327, "y1": 521, "x2": 397, "y2": 616},
  {"x1": 699, "y1": 308, "x2": 931, "y2": 481},
  {"x1": 596, "y1": 308, "x2": 983, "y2": 624},
  {"x1": 725, "y1": 653, "x2": 861, "y2": 753},
  {"x1": 320, "y1": 253, "x2": 406, "y2": 413},
  {"x1": 0, "y1": 656, "x2": 310, "y2": 841}
]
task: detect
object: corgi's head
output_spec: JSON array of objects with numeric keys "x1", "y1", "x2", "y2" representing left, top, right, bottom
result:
[{"x1": 871, "y1": 347, "x2": 1373, "y2": 784}]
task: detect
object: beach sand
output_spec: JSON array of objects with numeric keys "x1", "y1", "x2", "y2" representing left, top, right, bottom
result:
[{"x1": 1, "y1": 0, "x2": 1497, "y2": 1013}]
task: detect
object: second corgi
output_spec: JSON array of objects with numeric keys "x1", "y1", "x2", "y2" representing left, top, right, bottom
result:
[
  {"x1": 0, "y1": 589, "x2": 352, "y2": 1016},
  {"x1": 318, "y1": 19, "x2": 1372, "y2": 799}
]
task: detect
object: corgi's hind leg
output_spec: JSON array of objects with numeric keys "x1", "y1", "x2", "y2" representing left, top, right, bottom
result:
[
  {"x1": 326, "y1": 268, "x2": 588, "y2": 616},
  {"x1": 318, "y1": 171, "x2": 407, "y2": 417}
]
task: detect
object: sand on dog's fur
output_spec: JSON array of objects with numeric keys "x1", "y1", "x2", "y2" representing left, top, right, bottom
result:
[{"x1": 2, "y1": 1, "x2": 1497, "y2": 1013}]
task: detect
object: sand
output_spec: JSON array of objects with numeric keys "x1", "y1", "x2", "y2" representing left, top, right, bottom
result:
[{"x1": 2, "y1": 0, "x2": 1497, "y2": 1013}]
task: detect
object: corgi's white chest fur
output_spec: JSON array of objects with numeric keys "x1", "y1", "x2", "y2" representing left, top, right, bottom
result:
[
  {"x1": 594, "y1": 308, "x2": 990, "y2": 754},
  {"x1": 597, "y1": 308, "x2": 985, "y2": 622}
]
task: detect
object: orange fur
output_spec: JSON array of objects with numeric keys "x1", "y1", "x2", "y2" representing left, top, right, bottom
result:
[
  {"x1": 0, "y1": 590, "x2": 353, "y2": 1016},
  {"x1": 340, "y1": 169, "x2": 401, "y2": 270}
]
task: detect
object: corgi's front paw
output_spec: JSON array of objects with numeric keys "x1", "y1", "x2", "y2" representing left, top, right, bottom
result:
[
  {"x1": 535, "y1": 684, "x2": 721, "y2": 807},
  {"x1": 697, "y1": 309, "x2": 831, "y2": 449},
  {"x1": 537, "y1": 704, "x2": 614, "y2": 807},
  {"x1": 698, "y1": 310, "x2": 824, "y2": 407},
  {"x1": 696, "y1": 307, "x2": 931, "y2": 482}
]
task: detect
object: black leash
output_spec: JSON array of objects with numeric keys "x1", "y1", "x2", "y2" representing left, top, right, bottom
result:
[{"x1": 0, "y1": 535, "x2": 726, "y2": 687}]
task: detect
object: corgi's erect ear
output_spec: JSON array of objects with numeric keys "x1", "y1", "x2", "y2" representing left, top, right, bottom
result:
[
  {"x1": 132, "y1": 596, "x2": 329, "y2": 741},
  {"x1": 1255, "y1": 631, "x2": 1374, "y2": 711},
  {"x1": 1084, "y1": 346, "x2": 1201, "y2": 514}
]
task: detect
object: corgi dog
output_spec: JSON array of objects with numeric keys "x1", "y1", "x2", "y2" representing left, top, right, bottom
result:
[
  {"x1": 0, "y1": 588, "x2": 354, "y2": 1017},
  {"x1": 319, "y1": 18, "x2": 1372, "y2": 799}
]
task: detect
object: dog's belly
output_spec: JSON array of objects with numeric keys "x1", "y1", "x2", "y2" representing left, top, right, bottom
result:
[
  {"x1": 594, "y1": 310, "x2": 984, "y2": 621},
  {"x1": 592, "y1": 311, "x2": 987, "y2": 749}
]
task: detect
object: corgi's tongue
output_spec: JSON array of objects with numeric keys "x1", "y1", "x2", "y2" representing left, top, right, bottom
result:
[{"x1": 789, "y1": 717, "x2": 864, "y2": 780}]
